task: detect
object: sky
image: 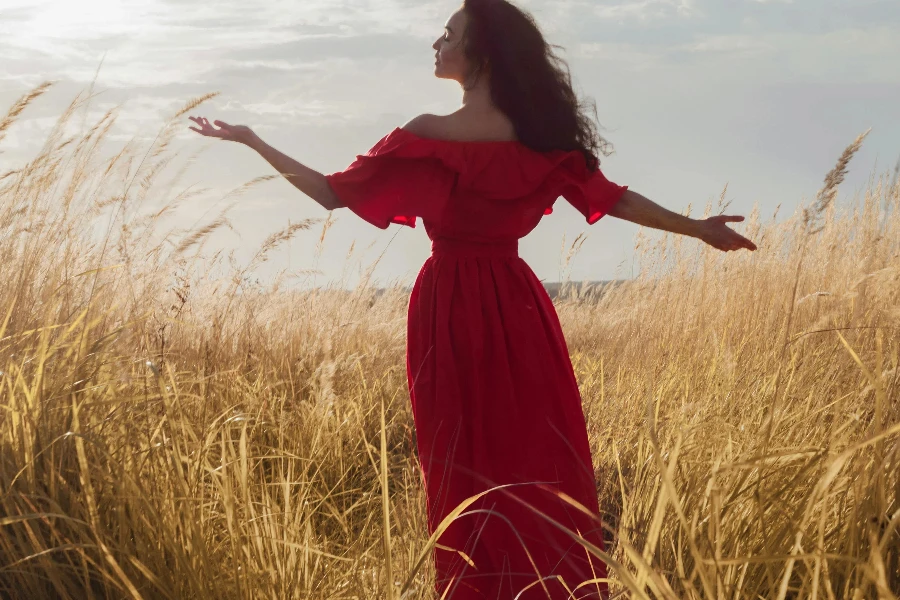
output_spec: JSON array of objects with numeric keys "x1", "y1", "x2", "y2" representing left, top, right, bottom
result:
[{"x1": 1, "y1": 0, "x2": 898, "y2": 286}]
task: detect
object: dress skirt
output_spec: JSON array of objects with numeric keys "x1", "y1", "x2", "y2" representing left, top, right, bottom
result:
[{"x1": 406, "y1": 237, "x2": 609, "y2": 600}]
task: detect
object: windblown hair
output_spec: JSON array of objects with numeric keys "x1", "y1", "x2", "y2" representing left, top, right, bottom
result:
[{"x1": 461, "y1": 0, "x2": 612, "y2": 170}]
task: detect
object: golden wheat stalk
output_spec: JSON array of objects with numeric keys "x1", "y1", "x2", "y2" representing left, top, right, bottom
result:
[
  {"x1": 0, "y1": 82, "x2": 55, "y2": 144},
  {"x1": 806, "y1": 129, "x2": 871, "y2": 235},
  {"x1": 173, "y1": 215, "x2": 232, "y2": 255}
]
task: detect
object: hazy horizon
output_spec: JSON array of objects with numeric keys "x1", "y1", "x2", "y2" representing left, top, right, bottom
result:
[{"x1": 2, "y1": 0, "x2": 898, "y2": 287}]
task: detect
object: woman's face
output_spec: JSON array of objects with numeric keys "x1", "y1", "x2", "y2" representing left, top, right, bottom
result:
[{"x1": 432, "y1": 9, "x2": 473, "y2": 82}]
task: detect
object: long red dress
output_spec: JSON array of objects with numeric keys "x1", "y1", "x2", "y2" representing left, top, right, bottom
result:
[{"x1": 326, "y1": 127, "x2": 628, "y2": 599}]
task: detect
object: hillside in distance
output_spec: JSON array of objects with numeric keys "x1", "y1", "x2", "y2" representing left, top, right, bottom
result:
[{"x1": 371, "y1": 280, "x2": 626, "y2": 300}]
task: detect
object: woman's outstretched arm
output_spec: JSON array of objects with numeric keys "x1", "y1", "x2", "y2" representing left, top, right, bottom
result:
[
  {"x1": 247, "y1": 134, "x2": 342, "y2": 210},
  {"x1": 188, "y1": 116, "x2": 341, "y2": 210},
  {"x1": 609, "y1": 189, "x2": 757, "y2": 252}
]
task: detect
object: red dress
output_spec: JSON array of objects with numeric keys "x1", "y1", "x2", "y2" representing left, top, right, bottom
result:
[{"x1": 326, "y1": 127, "x2": 628, "y2": 599}]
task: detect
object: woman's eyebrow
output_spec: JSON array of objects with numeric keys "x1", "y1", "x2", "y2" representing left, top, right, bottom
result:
[{"x1": 445, "y1": 26, "x2": 454, "y2": 33}]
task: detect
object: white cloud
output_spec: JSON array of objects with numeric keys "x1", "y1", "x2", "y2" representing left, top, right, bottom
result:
[
  {"x1": 687, "y1": 33, "x2": 773, "y2": 54},
  {"x1": 576, "y1": 22, "x2": 899, "y2": 84},
  {"x1": 592, "y1": 0, "x2": 699, "y2": 21}
]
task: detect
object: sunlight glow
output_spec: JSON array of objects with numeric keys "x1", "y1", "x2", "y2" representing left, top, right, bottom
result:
[{"x1": 8, "y1": 0, "x2": 154, "y2": 48}]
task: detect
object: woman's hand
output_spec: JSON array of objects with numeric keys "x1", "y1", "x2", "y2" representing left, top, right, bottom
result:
[
  {"x1": 188, "y1": 116, "x2": 258, "y2": 146},
  {"x1": 695, "y1": 215, "x2": 757, "y2": 252},
  {"x1": 608, "y1": 191, "x2": 758, "y2": 252},
  {"x1": 190, "y1": 116, "x2": 341, "y2": 210}
]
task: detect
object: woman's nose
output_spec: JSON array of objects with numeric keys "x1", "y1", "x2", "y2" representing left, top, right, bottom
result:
[{"x1": 432, "y1": 39, "x2": 440, "y2": 50}]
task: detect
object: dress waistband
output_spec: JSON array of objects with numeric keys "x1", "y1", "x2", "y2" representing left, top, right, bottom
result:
[{"x1": 431, "y1": 238, "x2": 519, "y2": 258}]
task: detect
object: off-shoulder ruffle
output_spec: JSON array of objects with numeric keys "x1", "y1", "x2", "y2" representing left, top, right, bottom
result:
[{"x1": 325, "y1": 127, "x2": 628, "y2": 229}]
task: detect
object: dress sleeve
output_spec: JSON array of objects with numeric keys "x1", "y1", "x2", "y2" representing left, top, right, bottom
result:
[
  {"x1": 561, "y1": 167, "x2": 628, "y2": 225},
  {"x1": 325, "y1": 153, "x2": 457, "y2": 230}
]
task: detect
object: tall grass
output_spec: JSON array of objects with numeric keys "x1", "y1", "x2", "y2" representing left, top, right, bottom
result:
[{"x1": 1, "y1": 83, "x2": 898, "y2": 599}]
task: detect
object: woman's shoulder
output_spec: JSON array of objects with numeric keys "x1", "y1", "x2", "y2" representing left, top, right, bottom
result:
[
  {"x1": 400, "y1": 112, "x2": 518, "y2": 143},
  {"x1": 401, "y1": 114, "x2": 446, "y2": 139},
  {"x1": 384, "y1": 113, "x2": 595, "y2": 182}
]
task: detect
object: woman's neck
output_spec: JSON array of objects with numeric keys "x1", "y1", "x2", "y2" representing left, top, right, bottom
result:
[{"x1": 460, "y1": 73, "x2": 493, "y2": 110}]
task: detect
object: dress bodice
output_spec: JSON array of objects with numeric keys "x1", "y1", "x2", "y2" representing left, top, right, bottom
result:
[{"x1": 325, "y1": 127, "x2": 628, "y2": 244}]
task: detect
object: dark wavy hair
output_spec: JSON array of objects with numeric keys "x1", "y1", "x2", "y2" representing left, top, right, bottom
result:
[{"x1": 461, "y1": 0, "x2": 612, "y2": 170}]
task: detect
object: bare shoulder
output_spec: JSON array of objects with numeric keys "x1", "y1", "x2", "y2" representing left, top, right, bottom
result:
[
  {"x1": 401, "y1": 114, "x2": 446, "y2": 138},
  {"x1": 401, "y1": 111, "x2": 517, "y2": 142}
]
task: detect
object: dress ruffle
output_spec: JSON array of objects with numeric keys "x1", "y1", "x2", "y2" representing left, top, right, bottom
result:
[{"x1": 325, "y1": 127, "x2": 628, "y2": 229}]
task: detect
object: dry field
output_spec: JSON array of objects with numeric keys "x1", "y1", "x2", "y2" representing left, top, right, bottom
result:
[{"x1": 1, "y1": 85, "x2": 898, "y2": 599}]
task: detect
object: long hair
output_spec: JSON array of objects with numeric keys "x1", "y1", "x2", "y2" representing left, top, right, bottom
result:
[{"x1": 461, "y1": 0, "x2": 612, "y2": 170}]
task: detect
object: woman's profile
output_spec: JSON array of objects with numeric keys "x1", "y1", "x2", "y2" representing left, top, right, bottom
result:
[{"x1": 189, "y1": 1, "x2": 756, "y2": 597}]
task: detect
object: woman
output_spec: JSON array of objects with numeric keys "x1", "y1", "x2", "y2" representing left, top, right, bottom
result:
[{"x1": 190, "y1": 1, "x2": 757, "y2": 597}]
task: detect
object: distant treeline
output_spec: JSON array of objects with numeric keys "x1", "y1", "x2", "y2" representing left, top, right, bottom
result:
[
  {"x1": 541, "y1": 280, "x2": 626, "y2": 299},
  {"x1": 370, "y1": 280, "x2": 627, "y2": 300}
]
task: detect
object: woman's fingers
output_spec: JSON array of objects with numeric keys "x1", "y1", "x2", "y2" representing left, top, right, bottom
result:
[
  {"x1": 187, "y1": 115, "x2": 251, "y2": 144},
  {"x1": 189, "y1": 116, "x2": 211, "y2": 127},
  {"x1": 188, "y1": 116, "x2": 209, "y2": 133},
  {"x1": 711, "y1": 215, "x2": 745, "y2": 224},
  {"x1": 728, "y1": 235, "x2": 755, "y2": 251},
  {"x1": 704, "y1": 229, "x2": 755, "y2": 252},
  {"x1": 188, "y1": 116, "x2": 228, "y2": 139},
  {"x1": 734, "y1": 232, "x2": 757, "y2": 250},
  {"x1": 705, "y1": 214, "x2": 757, "y2": 251},
  {"x1": 729, "y1": 237, "x2": 756, "y2": 251}
]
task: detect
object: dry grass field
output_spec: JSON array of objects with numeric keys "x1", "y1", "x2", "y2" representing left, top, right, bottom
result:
[{"x1": 1, "y1": 85, "x2": 898, "y2": 599}]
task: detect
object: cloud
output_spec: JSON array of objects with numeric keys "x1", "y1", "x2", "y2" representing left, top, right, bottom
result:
[
  {"x1": 591, "y1": 0, "x2": 699, "y2": 20},
  {"x1": 6, "y1": 0, "x2": 897, "y2": 93},
  {"x1": 227, "y1": 33, "x2": 428, "y2": 64},
  {"x1": 686, "y1": 33, "x2": 772, "y2": 54},
  {"x1": 3, "y1": 0, "x2": 896, "y2": 157}
]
